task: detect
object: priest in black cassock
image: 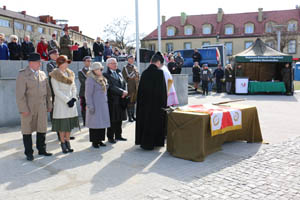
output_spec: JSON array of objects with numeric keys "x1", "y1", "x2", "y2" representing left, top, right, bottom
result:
[{"x1": 135, "y1": 52, "x2": 168, "y2": 150}]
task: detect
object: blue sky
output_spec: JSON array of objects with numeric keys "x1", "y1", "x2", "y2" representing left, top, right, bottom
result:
[{"x1": 1, "y1": 0, "x2": 300, "y2": 39}]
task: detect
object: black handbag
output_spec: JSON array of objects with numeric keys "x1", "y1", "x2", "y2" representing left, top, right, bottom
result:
[{"x1": 120, "y1": 96, "x2": 130, "y2": 110}]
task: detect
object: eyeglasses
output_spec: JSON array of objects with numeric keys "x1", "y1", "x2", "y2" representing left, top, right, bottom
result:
[
  {"x1": 86, "y1": 60, "x2": 92, "y2": 62},
  {"x1": 13, "y1": 38, "x2": 17, "y2": 41}
]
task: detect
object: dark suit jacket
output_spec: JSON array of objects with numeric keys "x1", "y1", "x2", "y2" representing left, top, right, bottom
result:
[
  {"x1": 103, "y1": 69, "x2": 127, "y2": 122},
  {"x1": 21, "y1": 41, "x2": 35, "y2": 60}
]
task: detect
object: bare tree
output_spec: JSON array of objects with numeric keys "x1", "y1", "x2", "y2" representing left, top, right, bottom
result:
[
  {"x1": 103, "y1": 17, "x2": 135, "y2": 51},
  {"x1": 264, "y1": 23, "x2": 298, "y2": 52}
]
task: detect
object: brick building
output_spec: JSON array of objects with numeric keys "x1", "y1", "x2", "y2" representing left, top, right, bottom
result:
[
  {"x1": 142, "y1": 8, "x2": 300, "y2": 61},
  {"x1": 0, "y1": 6, "x2": 94, "y2": 48}
]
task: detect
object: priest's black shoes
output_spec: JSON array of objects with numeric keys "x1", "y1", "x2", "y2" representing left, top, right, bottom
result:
[
  {"x1": 108, "y1": 139, "x2": 116, "y2": 144},
  {"x1": 92, "y1": 142, "x2": 100, "y2": 148},
  {"x1": 38, "y1": 151, "x2": 53, "y2": 156},
  {"x1": 99, "y1": 141, "x2": 106, "y2": 146},
  {"x1": 115, "y1": 137, "x2": 127, "y2": 141}
]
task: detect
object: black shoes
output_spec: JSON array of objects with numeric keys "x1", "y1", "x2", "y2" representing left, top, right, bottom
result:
[
  {"x1": 92, "y1": 141, "x2": 106, "y2": 148},
  {"x1": 115, "y1": 137, "x2": 127, "y2": 141},
  {"x1": 61, "y1": 143, "x2": 68, "y2": 154},
  {"x1": 66, "y1": 141, "x2": 74, "y2": 153},
  {"x1": 99, "y1": 141, "x2": 106, "y2": 146},
  {"x1": 92, "y1": 142, "x2": 100, "y2": 148},
  {"x1": 38, "y1": 151, "x2": 53, "y2": 156},
  {"x1": 26, "y1": 155, "x2": 34, "y2": 161},
  {"x1": 108, "y1": 139, "x2": 116, "y2": 144},
  {"x1": 70, "y1": 136, "x2": 75, "y2": 140}
]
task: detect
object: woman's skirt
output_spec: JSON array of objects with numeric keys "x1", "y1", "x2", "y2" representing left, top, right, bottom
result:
[{"x1": 52, "y1": 117, "x2": 79, "y2": 132}]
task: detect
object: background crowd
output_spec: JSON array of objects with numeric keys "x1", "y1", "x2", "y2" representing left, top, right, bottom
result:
[{"x1": 0, "y1": 29, "x2": 126, "y2": 63}]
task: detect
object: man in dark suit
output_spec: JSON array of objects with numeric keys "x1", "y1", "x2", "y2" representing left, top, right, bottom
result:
[
  {"x1": 21, "y1": 35, "x2": 35, "y2": 60},
  {"x1": 103, "y1": 58, "x2": 128, "y2": 143},
  {"x1": 79, "y1": 41, "x2": 92, "y2": 61}
]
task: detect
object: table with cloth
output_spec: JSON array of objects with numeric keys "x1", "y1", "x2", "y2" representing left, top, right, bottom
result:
[
  {"x1": 167, "y1": 103, "x2": 263, "y2": 162},
  {"x1": 248, "y1": 81, "x2": 286, "y2": 93}
]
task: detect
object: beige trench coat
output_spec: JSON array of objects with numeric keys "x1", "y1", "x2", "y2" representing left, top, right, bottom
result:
[{"x1": 16, "y1": 66, "x2": 52, "y2": 134}]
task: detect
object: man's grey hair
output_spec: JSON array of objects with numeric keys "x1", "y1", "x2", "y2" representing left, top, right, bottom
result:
[
  {"x1": 106, "y1": 58, "x2": 117, "y2": 66},
  {"x1": 0, "y1": 33, "x2": 5, "y2": 38}
]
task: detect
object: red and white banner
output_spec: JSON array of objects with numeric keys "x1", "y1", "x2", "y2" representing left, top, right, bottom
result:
[{"x1": 178, "y1": 104, "x2": 242, "y2": 136}]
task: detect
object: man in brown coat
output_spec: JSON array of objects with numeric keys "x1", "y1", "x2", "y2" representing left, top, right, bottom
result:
[
  {"x1": 122, "y1": 55, "x2": 139, "y2": 122},
  {"x1": 16, "y1": 53, "x2": 53, "y2": 161}
]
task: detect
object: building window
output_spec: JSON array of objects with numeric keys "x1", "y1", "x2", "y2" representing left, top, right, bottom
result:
[
  {"x1": 202, "y1": 42, "x2": 211, "y2": 46},
  {"x1": 225, "y1": 24, "x2": 234, "y2": 35},
  {"x1": 14, "y1": 22, "x2": 24, "y2": 30},
  {"x1": 0, "y1": 18, "x2": 10, "y2": 27},
  {"x1": 202, "y1": 24, "x2": 212, "y2": 34},
  {"x1": 225, "y1": 42, "x2": 233, "y2": 56},
  {"x1": 266, "y1": 40, "x2": 275, "y2": 49},
  {"x1": 167, "y1": 27, "x2": 175, "y2": 36},
  {"x1": 184, "y1": 42, "x2": 192, "y2": 49},
  {"x1": 288, "y1": 21, "x2": 297, "y2": 32},
  {"x1": 166, "y1": 43, "x2": 173, "y2": 53},
  {"x1": 265, "y1": 22, "x2": 275, "y2": 33},
  {"x1": 26, "y1": 25, "x2": 33, "y2": 32},
  {"x1": 149, "y1": 44, "x2": 155, "y2": 51},
  {"x1": 38, "y1": 27, "x2": 44, "y2": 34},
  {"x1": 245, "y1": 41, "x2": 253, "y2": 49},
  {"x1": 184, "y1": 25, "x2": 193, "y2": 35},
  {"x1": 288, "y1": 40, "x2": 296, "y2": 54},
  {"x1": 245, "y1": 23, "x2": 254, "y2": 34}
]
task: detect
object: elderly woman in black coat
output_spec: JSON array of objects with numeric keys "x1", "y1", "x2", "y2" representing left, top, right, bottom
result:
[{"x1": 8, "y1": 35, "x2": 22, "y2": 60}]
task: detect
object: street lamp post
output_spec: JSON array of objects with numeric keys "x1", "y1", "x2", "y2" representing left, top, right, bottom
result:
[
  {"x1": 157, "y1": 0, "x2": 161, "y2": 52},
  {"x1": 135, "y1": 0, "x2": 140, "y2": 72}
]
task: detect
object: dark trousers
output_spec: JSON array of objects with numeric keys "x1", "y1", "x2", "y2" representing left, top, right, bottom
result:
[
  {"x1": 50, "y1": 98, "x2": 60, "y2": 140},
  {"x1": 284, "y1": 81, "x2": 291, "y2": 93},
  {"x1": 80, "y1": 97, "x2": 86, "y2": 126},
  {"x1": 216, "y1": 79, "x2": 222, "y2": 93},
  {"x1": 202, "y1": 80, "x2": 209, "y2": 95},
  {"x1": 107, "y1": 121, "x2": 122, "y2": 139},
  {"x1": 89, "y1": 128, "x2": 105, "y2": 143},
  {"x1": 23, "y1": 132, "x2": 47, "y2": 156}
]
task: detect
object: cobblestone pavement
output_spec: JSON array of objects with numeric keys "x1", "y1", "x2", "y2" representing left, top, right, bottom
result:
[
  {"x1": 0, "y1": 94, "x2": 300, "y2": 200},
  {"x1": 144, "y1": 138, "x2": 300, "y2": 200}
]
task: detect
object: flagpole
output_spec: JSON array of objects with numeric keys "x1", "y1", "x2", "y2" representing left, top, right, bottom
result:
[
  {"x1": 135, "y1": 0, "x2": 140, "y2": 71},
  {"x1": 157, "y1": 0, "x2": 161, "y2": 52}
]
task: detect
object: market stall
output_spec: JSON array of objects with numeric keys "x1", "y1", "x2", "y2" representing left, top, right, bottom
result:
[{"x1": 234, "y1": 38, "x2": 293, "y2": 94}]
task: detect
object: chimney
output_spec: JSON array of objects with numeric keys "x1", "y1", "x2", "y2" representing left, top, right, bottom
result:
[
  {"x1": 180, "y1": 12, "x2": 187, "y2": 26},
  {"x1": 162, "y1": 15, "x2": 166, "y2": 24},
  {"x1": 21, "y1": 11, "x2": 26, "y2": 15},
  {"x1": 3, "y1": 5, "x2": 6, "y2": 10},
  {"x1": 217, "y1": 8, "x2": 224, "y2": 23},
  {"x1": 258, "y1": 8, "x2": 263, "y2": 22}
]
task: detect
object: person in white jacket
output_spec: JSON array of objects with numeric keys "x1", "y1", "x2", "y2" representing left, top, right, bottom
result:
[{"x1": 49, "y1": 55, "x2": 79, "y2": 153}]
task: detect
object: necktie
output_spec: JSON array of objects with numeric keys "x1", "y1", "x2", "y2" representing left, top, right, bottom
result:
[{"x1": 113, "y1": 71, "x2": 118, "y2": 79}]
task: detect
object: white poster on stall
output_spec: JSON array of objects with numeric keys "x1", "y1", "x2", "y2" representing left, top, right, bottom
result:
[{"x1": 235, "y1": 77, "x2": 249, "y2": 94}]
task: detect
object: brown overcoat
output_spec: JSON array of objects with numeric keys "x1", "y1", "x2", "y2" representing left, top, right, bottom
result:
[
  {"x1": 122, "y1": 63, "x2": 139, "y2": 103},
  {"x1": 16, "y1": 66, "x2": 52, "y2": 134}
]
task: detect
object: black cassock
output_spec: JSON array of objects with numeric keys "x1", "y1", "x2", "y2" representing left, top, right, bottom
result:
[{"x1": 135, "y1": 64, "x2": 167, "y2": 150}]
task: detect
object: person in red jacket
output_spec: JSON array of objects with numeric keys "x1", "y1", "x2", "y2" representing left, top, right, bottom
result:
[{"x1": 37, "y1": 36, "x2": 48, "y2": 61}]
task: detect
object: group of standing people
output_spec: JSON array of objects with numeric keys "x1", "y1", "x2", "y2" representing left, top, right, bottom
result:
[
  {"x1": 192, "y1": 62, "x2": 245, "y2": 95},
  {"x1": 15, "y1": 49, "x2": 145, "y2": 160}
]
